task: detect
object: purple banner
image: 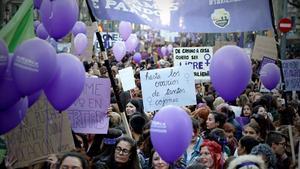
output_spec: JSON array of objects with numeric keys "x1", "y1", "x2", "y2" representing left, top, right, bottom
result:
[
  {"x1": 87, "y1": 0, "x2": 272, "y2": 33},
  {"x1": 67, "y1": 78, "x2": 111, "y2": 134}
]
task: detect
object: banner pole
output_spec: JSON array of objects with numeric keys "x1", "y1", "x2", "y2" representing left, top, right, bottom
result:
[
  {"x1": 268, "y1": 0, "x2": 288, "y2": 108},
  {"x1": 85, "y1": 0, "x2": 124, "y2": 113}
]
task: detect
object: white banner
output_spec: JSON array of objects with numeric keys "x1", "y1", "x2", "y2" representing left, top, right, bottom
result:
[
  {"x1": 173, "y1": 47, "x2": 213, "y2": 82},
  {"x1": 140, "y1": 66, "x2": 196, "y2": 112}
]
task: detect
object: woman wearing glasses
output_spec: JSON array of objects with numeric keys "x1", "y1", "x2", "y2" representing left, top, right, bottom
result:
[{"x1": 93, "y1": 136, "x2": 141, "y2": 169}]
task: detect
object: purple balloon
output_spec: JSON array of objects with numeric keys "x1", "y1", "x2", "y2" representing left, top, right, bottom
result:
[
  {"x1": 0, "y1": 56, "x2": 22, "y2": 111},
  {"x1": 161, "y1": 46, "x2": 167, "y2": 56},
  {"x1": 33, "y1": 0, "x2": 42, "y2": 9},
  {"x1": 36, "y1": 23, "x2": 49, "y2": 40},
  {"x1": 151, "y1": 105, "x2": 192, "y2": 163},
  {"x1": 0, "y1": 39, "x2": 9, "y2": 75},
  {"x1": 119, "y1": 21, "x2": 132, "y2": 41},
  {"x1": 12, "y1": 38, "x2": 57, "y2": 96},
  {"x1": 39, "y1": 0, "x2": 78, "y2": 39},
  {"x1": 74, "y1": 33, "x2": 88, "y2": 55},
  {"x1": 0, "y1": 97, "x2": 28, "y2": 135},
  {"x1": 260, "y1": 63, "x2": 281, "y2": 90},
  {"x1": 125, "y1": 34, "x2": 139, "y2": 52},
  {"x1": 112, "y1": 41, "x2": 126, "y2": 62},
  {"x1": 28, "y1": 90, "x2": 42, "y2": 107},
  {"x1": 133, "y1": 52, "x2": 142, "y2": 64},
  {"x1": 210, "y1": 45, "x2": 252, "y2": 101},
  {"x1": 72, "y1": 21, "x2": 87, "y2": 36},
  {"x1": 167, "y1": 44, "x2": 173, "y2": 54},
  {"x1": 44, "y1": 53, "x2": 85, "y2": 111}
]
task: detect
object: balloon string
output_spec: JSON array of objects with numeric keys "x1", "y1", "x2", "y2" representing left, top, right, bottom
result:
[
  {"x1": 46, "y1": 102, "x2": 49, "y2": 155},
  {"x1": 59, "y1": 112, "x2": 63, "y2": 152}
]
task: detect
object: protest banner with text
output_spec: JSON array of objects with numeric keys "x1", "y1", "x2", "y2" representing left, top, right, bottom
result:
[
  {"x1": 282, "y1": 59, "x2": 300, "y2": 91},
  {"x1": 67, "y1": 78, "x2": 111, "y2": 134},
  {"x1": 173, "y1": 47, "x2": 213, "y2": 82},
  {"x1": 5, "y1": 95, "x2": 75, "y2": 168},
  {"x1": 140, "y1": 66, "x2": 196, "y2": 112}
]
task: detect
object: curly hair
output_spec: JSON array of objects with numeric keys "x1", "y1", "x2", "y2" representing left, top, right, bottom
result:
[{"x1": 200, "y1": 140, "x2": 222, "y2": 169}]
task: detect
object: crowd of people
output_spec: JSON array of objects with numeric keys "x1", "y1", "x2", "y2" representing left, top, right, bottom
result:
[{"x1": 0, "y1": 43, "x2": 299, "y2": 169}]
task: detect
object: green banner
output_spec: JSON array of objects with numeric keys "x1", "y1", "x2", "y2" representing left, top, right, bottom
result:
[{"x1": 0, "y1": 0, "x2": 35, "y2": 52}]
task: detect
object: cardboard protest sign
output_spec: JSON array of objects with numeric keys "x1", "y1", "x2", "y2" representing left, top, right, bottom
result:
[
  {"x1": 140, "y1": 66, "x2": 196, "y2": 112},
  {"x1": 5, "y1": 94, "x2": 75, "y2": 168},
  {"x1": 282, "y1": 59, "x2": 300, "y2": 91},
  {"x1": 119, "y1": 67, "x2": 136, "y2": 91},
  {"x1": 67, "y1": 78, "x2": 111, "y2": 134},
  {"x1": 252, "y1": 35, "x2": 278, "y2": 60},
  {"x1": 173, "y1": 47, "x2": 213, "y2": 82},
  {"x1": 214, "y1": 40, "x2": 236, "y2": 52}
]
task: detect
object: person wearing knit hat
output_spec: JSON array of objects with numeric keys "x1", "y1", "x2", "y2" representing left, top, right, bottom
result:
[
  {"x1": 250, "y1": 144, "x2": 277, "y2": 169},
  {"x1": 228, "y1": 154, "x2": 266, "y2": 169}
]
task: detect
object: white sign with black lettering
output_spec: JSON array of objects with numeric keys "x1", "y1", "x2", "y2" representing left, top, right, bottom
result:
[
  {"x1": 173, "y1": 47, "x2": 213, "y2": 82},
  {"x1": 140, "y1": 66, "x2": 196, "y2": 112}
]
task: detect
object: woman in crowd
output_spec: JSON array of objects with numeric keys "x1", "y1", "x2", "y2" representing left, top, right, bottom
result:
[
  {"x1": 148, "y1": 150, "x2": 170, "y2": 169},
  {"x1": 194, "y1": 140, "x2": 222, "y2": 169},
  {"x1": 252, "y1": 105, "x2": 273, "y2": 121},
  {"x1": 206, "y1": 112, "x2": 227, "y2": 131},
  {"x1": 242, "y1": 122, "x2": 262, "y2": 141},
  {"x1": 240, "y1": 103, "x2": 252, "y2": 118},
  {"x1": 250, "y1": 114, "x2": 275, "y2": 141},
  {"x1": 57, "y1": 152, "x2": 89, "y2": 169},
  {"x1": 125, "y1": 99, "x2": 144, "y2": 118},
  {"x1": 236, "y1": 136, "x2": 260, "y2": 156},
  {"x1": 93, "y1": 136, "x2": 141, "y2": 169}
]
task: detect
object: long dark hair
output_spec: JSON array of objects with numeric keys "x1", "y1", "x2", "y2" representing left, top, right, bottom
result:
[{"x1": 109, "y1": 136, "x2": 141, "y2": 169}]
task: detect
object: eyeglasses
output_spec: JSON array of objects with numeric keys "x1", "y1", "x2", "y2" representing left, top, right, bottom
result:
[
  {"x1": 276, "y1": 142, "x2": 286, "y2": 147},
  {"x1": 115, "y1": 146, "x2": 130, "y2": 155}
]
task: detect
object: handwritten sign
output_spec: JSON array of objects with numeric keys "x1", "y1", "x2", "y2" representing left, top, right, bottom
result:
[
  {"x1": 119, "y1": 67, "x2": 136, "y2": 91},
  {"x1": 282, "y1": 59, "x2": 300, "y2": 91},
  {"x1": 5, "y1": 94, "x2": 75, "y2": 168},
  {"x1": 67, "y1": 78, "x2": 111, "y2": 134},
  {"x1": 140, "y1": 66, "x2": 196, "y2": 112},
  {"x1": 252, "y1": 35, "x2": 278, "y2": 60},
  {"x1": 173, "y1": 47, "x2": 213, "y2": 82}
]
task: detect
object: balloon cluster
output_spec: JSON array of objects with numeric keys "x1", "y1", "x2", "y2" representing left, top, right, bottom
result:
[
  {"x1": 159, "y1": 44, "x2": 173, "y2": 58},
  {"x1": 112, "y1": 21, "x2": 140, "y2": 62},
  {"x1": 0, "y1": 0, "x2": 86, "y2": 135}
]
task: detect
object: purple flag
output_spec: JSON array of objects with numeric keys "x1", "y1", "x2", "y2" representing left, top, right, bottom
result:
[
  {"x1": 67, "y1": 78, "x2": 111, "y2": 134},
  {"x1": 87, "y1": 0, "x2": 272, "y2": 33}
]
